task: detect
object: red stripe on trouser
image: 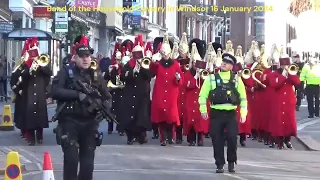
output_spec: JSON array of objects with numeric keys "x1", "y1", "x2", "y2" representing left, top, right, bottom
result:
[{"x1": 172, "y1": 125, "x2": 176, "y2": 140}]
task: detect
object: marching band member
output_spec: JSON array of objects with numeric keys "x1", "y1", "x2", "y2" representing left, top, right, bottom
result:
[
  {"x1": 235, "y1": 45, "x2": 244, "y2": 65},
  {"x1": 225, "y1": 40, "x2": 234, "y2": 55},
  {"x1": 120, "y1": 34, "x2": 153, "y2": 145},
  {"x1": 233, "y1": 45, "x2": 254, "y2": 147},
  {"x1": 183, "y1": 41, "x2": 209, "y2": 146},
  {"x1": 268, "y1": 57, "x2": 300, "y2": 149},
  {"x1": 150, "y1": 34, "x2": 183, "y2": 146},
  {"x1": 176, "y1": 32, "x2": 189, "y2": 144},
  {"x1": 150, "y1": 41, "x2": 163, "y2": 139},
  {"x1": 104, "y1": 42, "x2": 125, "y2": 136},
  {"x1": 12, "y1": 37, "x2": 52, "y2": 145},
  {"x1": 206, "y1": 43, "x2": 218, "y2": 73}
]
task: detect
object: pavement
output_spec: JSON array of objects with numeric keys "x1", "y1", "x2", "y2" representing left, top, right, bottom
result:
[{"x1": 1, "y1": 100, "x2": 320, "y2": 179}]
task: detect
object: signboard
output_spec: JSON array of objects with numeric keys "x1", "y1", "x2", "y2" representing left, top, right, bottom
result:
[
  {"x1": 75, "y1": 0, "x2": 99, "y2": 8},
  {"x1": 131, "y1": 0, "x2": 141, "y2": 25},
  {"x1": 0, "y1": 22, "x2": 13, "y2": 33},
  {"x1": 6, "y1": 164, "x2": 20, "y2": 179},
  {"x1": 55, "y1": 22, "x2": 68, "y2": 33},
  {"x1": 55, "y1": 12, "x2": 68, "y2": 22},
  {"x1": 33, "y1": 6, "x2": 52, "y2": 18},
  {"x1": 8, "y1": 29, "x2": 48, "y2": 38}
]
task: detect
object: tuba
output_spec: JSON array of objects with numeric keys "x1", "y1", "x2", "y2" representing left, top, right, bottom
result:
[
  {"x1": 141, "y1": 57, "x2": 151, "y2": 69},
  {"x1": 241, "y1": 68, "x2": 251, "y2": 79}
]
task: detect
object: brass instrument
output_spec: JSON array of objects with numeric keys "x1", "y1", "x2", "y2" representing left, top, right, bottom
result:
[
  {"x1": 141, "y1": 58, "x2": 151, "y2": 69},
  {"x1": 30, "y1": 54, "x2": 50, "y2": 72},
  {"x1": 90, "y1": 60, "x2": 98, "y2": 70},
  {"x1": 252, "y1": 70, "x2": 266, "y2": 88},
  {"x1": 12, "y1": 53, "x2": 29, "y2": 73},
  {"x1": 200, "y1": 70, "x2": 209, "y2": 80},
  {"x1": 107, "y1": 75, "x2": 125, "y2": 89},
  {"x1": 185, "y1": 64, "x2": 190, "y2": 70},
  {"x1": 241, "y1": 68, "x2": 251, "y2": 79},
  {"x1": 287, "y1": 63, "x2": 299, "y2": 75}
]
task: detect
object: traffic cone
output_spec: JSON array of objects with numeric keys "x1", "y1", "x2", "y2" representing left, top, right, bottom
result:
[
  {"x1": 0, "y1": 105, "x2": 14, "y2": 131},
  {"x1": 42, "y1": 152, "x2": 55, "y2": 180}
]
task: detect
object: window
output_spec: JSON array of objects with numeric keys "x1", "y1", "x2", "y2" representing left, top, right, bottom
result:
[
  {"x1": 248, "y1": 17, "x2": 252, "y2": 36},
  {"x1": 187, "y1": 18, "x2": 191, "y2": 35},
  {"x1": 255, "y1": 22, "x2": 265, "y2": 41}
]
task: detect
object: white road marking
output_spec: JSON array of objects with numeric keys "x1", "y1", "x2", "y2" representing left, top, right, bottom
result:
[
  {"x1": 297, "y1": 118, "x2": 320, "y2": 131},
  {"x1": 224, "y1": 173, "x2": 250, "y2": 180},
  {"x1": 238, "y1": 171, "x2": 320, "y2": 179},
  {"x1": 16, "y1": 147, "x2": 42, "y2": 171},
  {"x1": 3, "y1": 147, "x2": 31, "y2": 163}
]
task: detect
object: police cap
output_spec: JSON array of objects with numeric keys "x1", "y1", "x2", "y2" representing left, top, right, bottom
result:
[{"x1": 222, "y1": 53, "x2": 237, "y2": 65}]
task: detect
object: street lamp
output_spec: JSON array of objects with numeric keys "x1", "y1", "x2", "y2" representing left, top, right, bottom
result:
[{"x1": 223, "y1": 10, "x2": 227, "y2": 48}]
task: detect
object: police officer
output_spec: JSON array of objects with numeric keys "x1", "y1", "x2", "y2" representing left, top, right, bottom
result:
[
  {"x1": 293, "y1": 54, "x2": 305, "y2": 111},
  {"x1": 51, "y1": 44, "x2": 112, "y2": 180},
  {"x1": 198, "y1": 53, "x2": 247, "y2": 173},
  {"x1": 300, "y1": 58, "x2": 320, "y2": 118}
]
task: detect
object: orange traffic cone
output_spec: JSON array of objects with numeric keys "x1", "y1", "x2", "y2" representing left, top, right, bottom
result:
[{"x1": 42, "y1": 152, "x2": 55, "y2": 180}]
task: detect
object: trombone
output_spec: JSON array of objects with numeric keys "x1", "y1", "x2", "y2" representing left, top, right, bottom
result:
[
  {"x1": 141, "y1": 57, "x2": 151, "y2": 69},
  {"x1": 252, "y1": 70, "x2": 266, "y2": 88},
  {"x1": 241, "y1": 68, "x2": 251, "y2": 79}
]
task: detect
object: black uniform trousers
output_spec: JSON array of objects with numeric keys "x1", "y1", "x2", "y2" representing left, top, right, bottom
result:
[
  {"x1": 60, "y1": 120, "x2": 97, "y2": 180},
  {"x1": 296, "y1": 88, "x2": 304, "y2": 107},
  {"x1": 210, "y1": 109, "x2": 238, "y2": 167},
  {"x1": 306, "y1": 84, "x2": 320, "y2": 116}
]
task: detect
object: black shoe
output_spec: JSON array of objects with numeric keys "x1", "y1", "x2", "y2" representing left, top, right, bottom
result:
[
  {"x1": 258, "y1": 137, "x2": 263, "y2": 142},
  {"x1": 176, "y1": 139, "x2": 182, "y2": 144},
  {"x1": 20, "y1": 133, "x2": 24, "y2": 138},
  {"x1": 216, "y1": 165, "x2": 224, "y2": 173},
  {"x1": 188, "y1": 142, "x2": 195, "y2": 146},
  {"x1": 308, "y1": 115, "x2": 314, "y2": 118},
  {"x1": 228, "y1": 163, "x2": 235, "y2": 173},
  {"x1": 168, "y1": 139, "x2": 174, "y2": 144},
  {"x1": 108, "y1": 131, "x2": 112, "y2": 134},
  {"x1": 240, "y1": 140, "x2": 246, "y2": 147},
  {"x1": 138, "y1": 136, "x2": 148, "y2": 144},
  {"x1": 285, "y1": 141, "x2": 292, "y2": 149},
  {"x1": 160, "y1": 140, "x2": 167, "y2": 146},
  {"x1": 152, "y1": 133, "x2": 159, "y2": 139},
  {"x1": 197, "y1": 140, "x2": 204, "y2": 146},
  {"x1": 119, "y1": 132, "x2": 124, "y2": 136},
  {"x1": 28, "y1": 140, "x2": 35, "y2": 146},
  {"x1": 296, "y1": 106, "x2": 300, "y2": 111},
  {"x1": 264, "y1": 141, "x2": 269, "y2": 145},
  {"x1": 36, "y1": 138, "x2": 43, "y2": 144},
  {"x1": 205, "y1": 134, "x2": 210, "y2": 138},
  {"x1": 252, "y1": 137, "x2": 257, "y2": 140},
  {"x1": 269, "y1": 142, "x2": 275, "y2": 148},
  {"x1": 127, "y1": 140, "x2": 134, "y2": 145}
]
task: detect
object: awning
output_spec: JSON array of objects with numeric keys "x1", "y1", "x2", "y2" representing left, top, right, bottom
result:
[{"x1": 3, "y1": 28, "x2": 61, "y2": 41}]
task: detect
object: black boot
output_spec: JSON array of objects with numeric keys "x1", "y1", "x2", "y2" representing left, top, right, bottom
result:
[
  {"x1": 239, "y1": 134, "x2": 246, "y2": 147},
  {"x1": 228, "y1": 163, "x2": 235, "y2": 173},
  {"x1": 296, "y1": 105, "x2": 300, "y2": 111},
  {"x1": 152, "y1": 132, "x2": 159, "y2": 139},
  {"x1": 197, "y1": 133, "x2": 204, "y2": 146},
  {"x1": 216, "y1": 165, "x2": 224, "y2": 173}
]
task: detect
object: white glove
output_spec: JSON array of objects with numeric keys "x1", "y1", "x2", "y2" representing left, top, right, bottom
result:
[
  {"x1": 175, "y1": 72, "x2": 181, "y2": 81},
  {"x1": 133, "y1": 63, "x2": 140, "y2": 73},
  {"x1": 282, "y1": 68, "x2": 288, "y2": 78}
]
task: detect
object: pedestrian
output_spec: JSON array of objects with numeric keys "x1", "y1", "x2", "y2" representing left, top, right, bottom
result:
[
  {"x1": 99, "y1": 54, "x2": 111, "y2": 73},
  {"x1": 51, "y1": 35, "x2": 112, "y2": 180},
  {"x1": 198, "y1": 53, "x2": 247, "y2": 173},
  {"x1": 300, "y1": 57, "x2": 320, "y2": 118}
]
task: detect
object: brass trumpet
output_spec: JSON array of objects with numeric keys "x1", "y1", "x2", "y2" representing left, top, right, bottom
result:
[
  {"x1": 252, "y1": 70, "x2": 266, "y2": 88},
  {"x1": 241, "y1": 68, "x2": 251, "y2": 79},
  {"x1": 185, "y1": 64, "x2": 190, "y2": 71},
  {"x1": 141, "y1": 58, "x2": 151, "y2": 69},
  {"x1": 200, "y1": 70, "x2": 210, "y2": 80},
  {"x1": 107, "y1": 75, "x2": 125, "y2": 89},
  {"x1": 90, "y1": 60, "x2": 98, "y2": 70},
  {"x1": 30, "y1": 54, "x2": 50, "y2": 72},
  {"x1": 287, "y1": 63, "x2": 299, "y2": 75}
]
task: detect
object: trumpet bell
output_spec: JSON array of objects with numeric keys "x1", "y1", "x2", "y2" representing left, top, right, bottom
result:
[
  {"x1": 90, "y1": 60, "x2": 98, "y2": 70},
  {"x1": 201, "y1": 70, "x2": 210, "y2": 80},
  {"x1": 37, "y1": 54, "x2": 50, "y2": 67},
  {"x1": 288, "y1": 64, "x2": 299, "y2": 75},
  {"x1": 241, "y1": 68, "x2": 251, "y2": 79},
  {"x1": 185, "y1": 64, "x2": 190, "y2": 71},
  {"x1": 107, "y1": 80, "x2": 124, "y2": 89},
  {"x1": 141, "y1": 58, "x2": 151, "y2": 69}
]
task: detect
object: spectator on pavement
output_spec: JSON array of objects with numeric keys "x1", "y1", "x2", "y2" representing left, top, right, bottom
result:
[{"x1": 99, "y1": 54, "x2": 110, "y2": 72}]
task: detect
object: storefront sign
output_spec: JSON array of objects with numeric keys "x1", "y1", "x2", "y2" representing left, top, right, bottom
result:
[
  {"x1": 0, "y1": 22, "x2": 13, "y2": 33},
  {"x1": 33, "y1": 6, "x2": 52, "y2": 18}
]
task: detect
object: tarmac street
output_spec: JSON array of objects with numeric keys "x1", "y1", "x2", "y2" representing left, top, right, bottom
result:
[{"x1": 0, "y1": 100, "x2": 320, "y2": 179}]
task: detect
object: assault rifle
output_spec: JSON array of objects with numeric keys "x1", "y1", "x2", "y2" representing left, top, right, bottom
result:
[{"x1": 76, "y1": 80, "x2": 118, "y2": 124}]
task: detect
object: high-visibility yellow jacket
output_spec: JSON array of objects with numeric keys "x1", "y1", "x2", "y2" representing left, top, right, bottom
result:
[
  {"x1": 300, "y1": 64, "x2": 320, "y2": 85},
  {"x1": 198, "y1": 71, "x2": 248, "y2": 117}
]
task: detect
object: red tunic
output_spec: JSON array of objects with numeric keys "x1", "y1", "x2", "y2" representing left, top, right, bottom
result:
[
  {"x1": 236, "y1": 76, "x2": 254, "y2": 134},
  {"x1": 151, "y1": 60, "x2": 183, "y2": 125},
  {"x1": 251, "y1": 69, "x2": 265, "y2": 131},
  {"x1": 268, "y1": 72, "x2": 300, "y2": 137},
  {"x1": 178, "y1": 65, "x2": 187, "y2": 122},
  {"x1": 182, "y1": 71, "x2": 209, "y2": 135}
]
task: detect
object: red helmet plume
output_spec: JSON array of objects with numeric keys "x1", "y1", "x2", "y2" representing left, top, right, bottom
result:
[{"x1": 144, "y1": 42, "x2": 153, "y2": 58}]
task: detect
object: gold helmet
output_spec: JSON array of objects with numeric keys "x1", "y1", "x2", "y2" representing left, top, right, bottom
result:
[
  {"x1": 171, "y1": 41, "x2": 179, "y2": 59},
  {"x1": 225, "y1": 40, "x2": 234, "y2": 56},
  {"x1": 205, "y1": 43, "x2": 217, "y2": 71},
  {"x1": 216, "y1": 48, "x2": 223, "y2": 66},
  {"x1": 235, "y1": 45, "x2": 243, "y2": 64},
  {"x1": 179, "y1": 32, "x2": 189, "y2": 54},
  {"x1": 160, "y1": 34, "x2": 171, "y2": 56}
]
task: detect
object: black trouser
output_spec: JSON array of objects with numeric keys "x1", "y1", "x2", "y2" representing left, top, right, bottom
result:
[
  {"x1": 296, "y1": 88, "x2": 304, "y2": 107},
  {"x1": 27, "y1": 128, "x2": 43, "y2": 142},
  {"x1": 152, "y1": 123, "x2": 159, "y2": 135},
  {"x1": 159, "y1": 122, "x2": 174, "y2": 142},
  {"x1": 108, "y1": 121, "x2": 114, "y2": 132},
  {"x1": 210, "y1": 109, "x2": 238, "y2": 167},
  {"x1": 60, "y1": 121, "x2": 97, "y2": 180},
  {"x1": 176, "y1": 121, "x2": 183, "y2": 141},
  {"x1": 306, "y1": 85, "x2": 320, "y2": 116},
  {"x1": 126, "y1": 127, "x2": 146, "y2": 142}
]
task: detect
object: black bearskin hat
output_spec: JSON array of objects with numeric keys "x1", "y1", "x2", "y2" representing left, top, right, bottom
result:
[
  {"x1": 212, "y1": 42, "x2": 223, "y2": 54},
  {"x1": 74, "y1": 35, "x2": 94, "y2": 54},
  {"x1": 153, "y1": 37, "x2": 174, "y2": 54},
  {"x1": 189, "y1": 38, "x2": 206, "y2": 59}
]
